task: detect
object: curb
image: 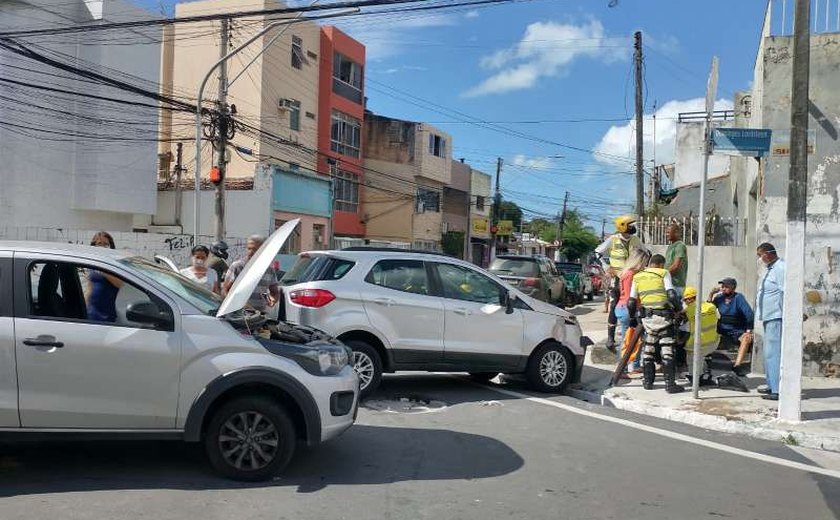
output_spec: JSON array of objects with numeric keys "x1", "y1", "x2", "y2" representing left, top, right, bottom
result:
[{"x1": 566, "y1": 386, "x2": 840, "y2": 453}]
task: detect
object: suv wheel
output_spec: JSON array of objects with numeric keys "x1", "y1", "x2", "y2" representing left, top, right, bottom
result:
[
  {"x1": 526, "y1": 343, "x2": 574, "y2": 393},
  {"x1": 469, "y1": 372, "x2": 499, "y2": 383},
  {"x1": 346, "y1": 340, "x2": 383, "y2": 398},
  {"x1": 205, "y1": 396, "x2": 296, "y2": 481}
]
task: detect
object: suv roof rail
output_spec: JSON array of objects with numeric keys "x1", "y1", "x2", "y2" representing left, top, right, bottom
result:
[{"x1": 340, "y1": 246, "x2": 457, "y2": 258}]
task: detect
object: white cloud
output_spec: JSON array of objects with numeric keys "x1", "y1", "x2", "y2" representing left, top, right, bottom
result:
[
  {"x1": 511, "y1": 154, "x2": 558, "y2": 170},
  {"x1": 464, "y1": 19, "x2": 628, "y2": 97},
  {"x1": 465, "y1": 10, "x2": 480, "y2": 19},
  {"x1": 593, "y1": 97, "x2": 735, "y2": 166}
]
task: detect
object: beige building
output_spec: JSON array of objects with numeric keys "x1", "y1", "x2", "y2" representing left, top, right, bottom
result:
[
  {"x1": 362, "y1": 113, "x2": 452, "y2": 250},
  {"x1": 469, "y1": 168, "x2": 492, "y2": 266},
  {"x1": 153, "y1": 0, "x2": 323, "y2": 243}
]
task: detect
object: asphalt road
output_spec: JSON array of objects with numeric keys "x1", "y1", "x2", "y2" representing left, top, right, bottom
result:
[{"x1": 0, "y1": 364, "x2": 838, "y2": 520}]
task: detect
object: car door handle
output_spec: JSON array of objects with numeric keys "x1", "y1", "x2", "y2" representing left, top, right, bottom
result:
[
  {"x1": 373, "y1": 298, "x2": 396, "y2": 306},
  {"x1": 453, "y1": 307, "x2": 471, "y2": 316},
  {"x1": 23, "y1": 336, "x2": 64, "y2": 348}
]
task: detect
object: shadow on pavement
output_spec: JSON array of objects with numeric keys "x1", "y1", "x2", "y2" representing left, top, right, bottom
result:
[
  {"x1": 0, "y1": 424, "x2": 523, "y2": 497},
  {"x1": 371, "y1": 373, "x2": 523, "y2": 407}
]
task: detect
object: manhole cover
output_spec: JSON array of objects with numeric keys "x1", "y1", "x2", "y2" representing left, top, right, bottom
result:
[{"x1": 362, "y1": 395, "x2": 447, "y2": 414}]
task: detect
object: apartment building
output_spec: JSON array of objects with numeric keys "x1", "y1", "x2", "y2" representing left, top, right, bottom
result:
[
  {"x1": 469, "y1": 168, "x2": 493, "y2": 266},
  {"x1": 362, "y1": 113, "x2": 452, "y2": 250}
]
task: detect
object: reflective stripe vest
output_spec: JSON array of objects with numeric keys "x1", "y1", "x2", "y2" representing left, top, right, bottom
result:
[
  {"x1": 608, "y1": 235, "x2": 641, "y2": 269},
  {"x1": 685, "y1": 301, "x2": 720, "y2": 357},
  {"x1": 633, "y1": 267, "x2": 669, "y2": 309}
]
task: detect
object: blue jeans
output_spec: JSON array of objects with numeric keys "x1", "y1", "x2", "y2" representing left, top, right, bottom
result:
[
  {"x1": 763, "y1": 319, "x2": 783, "y2": 394},
  {"x1": 615, "y1": 304, "x2": 640, "y2": 369}
]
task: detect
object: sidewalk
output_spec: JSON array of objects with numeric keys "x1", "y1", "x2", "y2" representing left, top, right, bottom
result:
[{"x1": 568, "y1": 301, "x2": 840, "y2": 453}]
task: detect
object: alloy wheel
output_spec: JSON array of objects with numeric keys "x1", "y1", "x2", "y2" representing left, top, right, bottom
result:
[
  {"x1": 218, "y1": 411, "x2": 279, "y2": 471},
  {"x1": 539, "y1": 350, "x2": 568, "y2": 387},
  {"x1": 353, "y1": 351, "x2": 375, "y2": 390}
]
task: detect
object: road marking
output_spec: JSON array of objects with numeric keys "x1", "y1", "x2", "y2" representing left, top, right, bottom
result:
[{"x1": 477, "y1": 382, "x2": 840, "y2": 480}]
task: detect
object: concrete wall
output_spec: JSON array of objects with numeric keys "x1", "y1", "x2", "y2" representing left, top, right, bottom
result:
[
  {"x1": 0, "y1": 0, "x2": 161, "y2": 231},
  {"x1": 361, "y1": 159, "x2": 414, "y2": 242},
  {"x1": 674, "y1": 122, "x2": 731, "y2": 188},
  {"x1": 470, "y1": 169, "x2": 492, "y2": 239},
  {"x1": 753, "y1": 32, "x2": 840, "y2": 376},
  {"x1": 649, "y1": 245, "x2": 752, "y2": 303},
  {"x1": 415, "y1": 124, "x2": 452, "y2": 185}
]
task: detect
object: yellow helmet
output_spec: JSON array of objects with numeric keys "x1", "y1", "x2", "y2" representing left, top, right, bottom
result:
[
  {"x1": 614, "y1": 214, "x2": 637, "y2": 234},
  {"x1": 683, "y1": 286, "x2": 698, "y2": 300}
]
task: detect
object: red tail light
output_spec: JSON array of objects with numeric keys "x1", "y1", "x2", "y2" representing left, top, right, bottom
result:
[
  {"x1": 521, "y1": 277, "x2": 541, "y2": 288},
  {"x1": 290, "y1": 289, "x2": 336, "y2": 308}
]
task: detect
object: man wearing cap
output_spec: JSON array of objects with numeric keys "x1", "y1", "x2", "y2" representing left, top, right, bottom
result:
[
  {"x1": 755, "y1": 242, "x2": 785, "y2": 401},
  {"x1": 708, "y1": 277, "x2": 755, "y2": 376}
]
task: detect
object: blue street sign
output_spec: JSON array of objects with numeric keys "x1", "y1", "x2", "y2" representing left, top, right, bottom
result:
[{"x1": 712, "y1": 128, "x2": 772, "y2": 157}]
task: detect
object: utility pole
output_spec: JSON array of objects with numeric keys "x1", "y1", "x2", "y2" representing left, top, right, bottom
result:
[
  {"x1": 556, "y1": 191, "x2": 569, "y2": 261},
  {"x1": 634, "y1": 31, "x2": 644, "y2": 218},
  {"x1": 601, "y1": 218, "x2": 606, "y2": 241},
  {"x1": 213, "y1": 17, "x2": 230, "y2": 242},
  {"x1": 779, "y1": 0, "x2": 810, "y2": 422},
  {"x1": 490, "y1": 157, "x2": 503, "y2": 261},
  {"x1": 174, "y1": 142, "x2": 184, "y2": 228}
]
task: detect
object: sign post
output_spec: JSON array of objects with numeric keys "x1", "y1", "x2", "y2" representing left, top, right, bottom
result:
[{"x1": 692, "y1": 56, "x2": 718, "y2": 399}]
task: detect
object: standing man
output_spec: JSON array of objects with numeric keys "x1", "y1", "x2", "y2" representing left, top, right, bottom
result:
[
  {"x1": 708, "y1": 277, "x2": 755, "y2": 376},
  {"x1": 628, "y1": 254, "x2": 683, "y2": 393},
  {"x1": 595, "y1": 214, "x2": 645, "y2": 351},
  {"x1": 756, "y1": 242, "x2": 785, "y2": 401},
  {"x1": 223, "y1": 235, "x2": 281, "y2": 313},
  {"x1": 208, "y1": 240, "x2": 230, "y2": 282},
  {"x1": 665, "y1": 223, "x2": 688, "y2": 370}
]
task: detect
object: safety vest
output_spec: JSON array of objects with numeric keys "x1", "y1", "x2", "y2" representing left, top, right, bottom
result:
[
  {"x1": 685, "y1": 301, "x2": 719, "y2": 357},
  {"x1": 608, "y1": 235, "x2": 641, "y2": 269},
  {"x1": 633, "y1": 267, "x2": 669, "y2": 309}
]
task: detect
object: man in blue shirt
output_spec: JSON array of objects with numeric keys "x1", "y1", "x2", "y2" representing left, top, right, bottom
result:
[
  {"x1": 756, "y1": 242, "x2": 785, "y2": 401},
  {"x1": 708, "y1": 277, "x2": 754, "y2": 376}
]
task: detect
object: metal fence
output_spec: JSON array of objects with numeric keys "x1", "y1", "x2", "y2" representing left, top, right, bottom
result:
[{"x1": 639, "y1": 216, "x2": 748, "y2": 247}]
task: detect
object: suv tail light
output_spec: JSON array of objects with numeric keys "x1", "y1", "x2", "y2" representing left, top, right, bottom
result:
[
  {"x1": 521, "y1": 277, "x2": 541, "y2": 288},
  {"x1": 290, "y1": 289, "x2": 336, "y2": 308}
]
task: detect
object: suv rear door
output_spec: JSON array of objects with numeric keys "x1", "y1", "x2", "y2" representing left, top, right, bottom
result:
[
  {"x1": 359, "y1": 259, "x2": 444, "y2": 364},
  {"x1": 12, "y1": 254, "x2": 182, "y2": 429},
  {"x1": 0, "y1": 252, "x2": 17, "y2": 427},
  {"x1": 431, "y1": 262, "x2": 524, "y2": 369}
]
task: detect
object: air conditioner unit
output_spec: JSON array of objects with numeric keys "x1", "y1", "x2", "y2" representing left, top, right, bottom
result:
[{"x1": 278, "y1": 98, "x2": 293, "y2": 111}]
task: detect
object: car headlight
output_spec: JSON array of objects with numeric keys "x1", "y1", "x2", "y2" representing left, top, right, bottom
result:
[{"x1": 259, "y1": 339, "x2": 351, "y2": 376}]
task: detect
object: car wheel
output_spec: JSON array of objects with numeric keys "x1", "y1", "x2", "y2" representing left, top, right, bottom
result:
[
  {"x1": 469, "y1": 372, "x2": 499, "y2": 383},
  {"x1": 587, "y1": 292, "x2": 594, "y2": 301},
  {"x1": 346, "y1": 340, "x2": 383, "y2": 398},
  {"x1": 205, "y1": 396, "x2": 296, "y2": 481},
  {"x1": 526, "y1": 343, "x2": 574, "y2": 393}
]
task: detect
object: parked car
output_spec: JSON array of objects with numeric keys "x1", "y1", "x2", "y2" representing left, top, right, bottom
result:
[
  {"x1": 487, "y1": 255, "x2": 566, "y2": 306},
  {"x1": 555, "y1": 261, "x2": 593, "y2": 304},
  {"x1": 589, "y1": 264, "x2": 605, "y2": 295},
  {"x1": 0, "y1": 220, "x2": 358, "y2": 481},
  {"x1": 281, "y1": 248, "x2": 592, "y2": 397}
]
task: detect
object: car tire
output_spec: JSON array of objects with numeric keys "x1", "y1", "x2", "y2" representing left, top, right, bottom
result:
[
  {"x1": 469, "y1": 372, "x2": 499, "y2": 383},
  {"x1": 586, "y1": 292, "x2": 594, "y2": 301},
  {"x1": 205, "y1": 396, "x2": 296, "y2": 482},
  {"x1": 346, "y1": 340, "x2": 383, "y2": 398},
  {"x1": 526, "y1": 343, "x2": 574, "y2": 393}
]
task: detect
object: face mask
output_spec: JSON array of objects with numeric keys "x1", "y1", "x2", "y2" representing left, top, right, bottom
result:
[
  {"x1": 193, "y1": 258, "x2": 206, "y2": 267},
  {"x1": 627, "y1": 225, "x2": 637, "y2": 235}
]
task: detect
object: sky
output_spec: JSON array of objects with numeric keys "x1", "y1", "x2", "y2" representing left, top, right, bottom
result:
[{"x1": 141, "y1": 0, "x2": 772, "y2": 230}]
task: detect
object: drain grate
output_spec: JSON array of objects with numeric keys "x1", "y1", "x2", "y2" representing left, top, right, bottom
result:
[{"x1": 362, "y1": 395, "x2": 447, "y2": 414}]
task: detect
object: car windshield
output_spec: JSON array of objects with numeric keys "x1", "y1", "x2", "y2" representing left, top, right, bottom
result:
[
  {"x1": 489, "y1": 258, "x2": 539, "y2": 277},
  {"x1": 120, "y1": 256, "x2": 221, "y2": 315}
]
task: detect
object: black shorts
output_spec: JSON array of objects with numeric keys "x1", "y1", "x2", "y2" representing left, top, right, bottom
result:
[{"x1": 719, "y1": 329, "x2": 746, "y2": 350}]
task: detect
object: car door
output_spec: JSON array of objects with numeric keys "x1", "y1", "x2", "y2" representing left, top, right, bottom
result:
[
  {"x1": 359, "y1": 259, "x2": 444, "y2": 364},
  {"x1": 432, "y1": 262, "x2": 524, "y2": 370},
  {"x1": 13, "y1": 255, "x2": 181, "y2": 429},
  {"x1": 0, "y1": 252, "x2": 18, "y2": 427}
]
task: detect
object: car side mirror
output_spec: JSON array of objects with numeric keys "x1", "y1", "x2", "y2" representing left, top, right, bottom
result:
[
  {"x1": 502, "y1": 291, "x2": 515, "y2": 314},
  {"x1": 126, "y1": 301, "x2": 172, "y2": 329}
]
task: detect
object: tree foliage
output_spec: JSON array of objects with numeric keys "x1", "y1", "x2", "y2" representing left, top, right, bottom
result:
[{"x1": 522, "y1": 209, "x2": 600, "y2": 262}]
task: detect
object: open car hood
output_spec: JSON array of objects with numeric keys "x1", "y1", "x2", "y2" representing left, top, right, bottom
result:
[{"x1": 216, "y1": 219, "x2": 299, "y2": 317}]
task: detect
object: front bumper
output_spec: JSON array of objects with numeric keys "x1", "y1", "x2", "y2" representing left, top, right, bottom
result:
[
  {"x1": 573, "y1": 336, "x2": 593, "y2": 383},
  {"x1": 315, "y1": 365, "x2": 359, "y2": 444}
]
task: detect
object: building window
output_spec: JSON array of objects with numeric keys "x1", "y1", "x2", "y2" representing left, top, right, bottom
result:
[
  {"x1": 291, "y1": 36, "x2": 303, "y2": 69},
  {"x1": 475, "y1": 196, "x2": 485, "y2": 211},
  {"x1": 276, "y1": 219, "x2": 301, "y2": 254},
  {"x1": 330, "y1": 110, "x2": 361, "y2": 158},
  {"x1": 313, "y1": 224, "x2": 326, "y2": 249},
  {"x1": 428, "y1": 134, "x2": 446, "y2": 157},
  {"x1": 334, "y1": 170, "x2": 359, "y2": 213},
  {"x1": 288, "y1": 99, "x2": 301, "y2": 131},
  {"x1": 333, "y1": 52, "x2": 363, "y2": 104},
  {"x1": 416, "y1": 188, "x2": 440, "y2": 213}
]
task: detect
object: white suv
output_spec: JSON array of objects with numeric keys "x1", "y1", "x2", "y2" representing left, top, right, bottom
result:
[
  {"x1": 0, "y1": 220, "x2": 358, "y2": 481},
  {"x1": 281, "y1": 248, "x2": 592, "y2": 396}
]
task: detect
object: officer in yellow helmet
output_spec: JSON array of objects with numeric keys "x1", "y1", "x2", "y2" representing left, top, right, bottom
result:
[
  {"x1": 627, "y1": 254, "x2": 682, "y2": 393},
  {"x1": 682, "y1": 286, "x2": 720, "y2": 362},
  {"x1": 595, "y1": 214, "x2": 646, "y2": 350}
]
